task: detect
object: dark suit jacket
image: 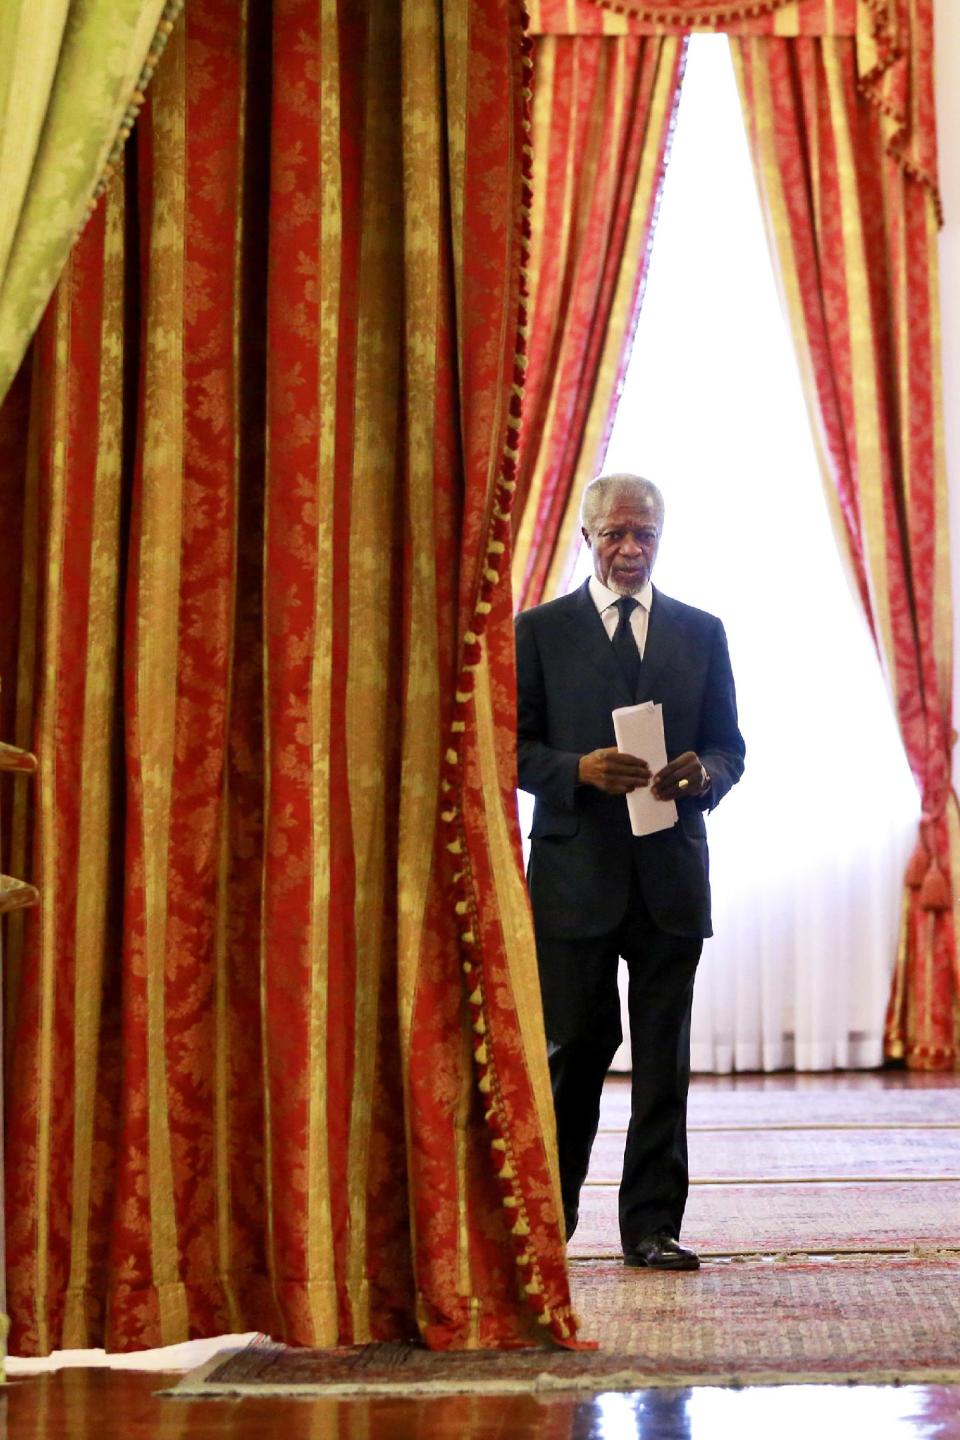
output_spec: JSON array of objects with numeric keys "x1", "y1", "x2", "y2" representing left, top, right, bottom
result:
[{"x1": 516, "y1": 580, "x2": 745, "y2": 942}]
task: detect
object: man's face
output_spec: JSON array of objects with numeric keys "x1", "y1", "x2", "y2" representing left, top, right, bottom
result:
[{"x1": 583, "y1": 497, "x2": 661, "y2": 596}]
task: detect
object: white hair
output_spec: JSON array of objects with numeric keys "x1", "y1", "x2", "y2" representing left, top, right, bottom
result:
[{"x1": 580, "y1": 473, "x2": 664, "y2": 534}]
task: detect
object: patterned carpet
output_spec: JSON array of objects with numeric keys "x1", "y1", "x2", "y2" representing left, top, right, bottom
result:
[
  {"x1": 568, "y1": 1255, "x2": 960, "y2": 1384},
  {"x1": 575, "y1": 1077, "x2": 960, "y2": 1257},
  {"x1": 168, "y1": 1075, "x2": 960, "y2": 1396},
  {"x1": 585, "y1": 1126, "x2": 960, "y2": 1182},
  {"x1": 571, "y1": 1178, "x2": 960, "y2": 1256},
  {"x1": 610, "y1": 1078, "x2": 960, "y2": 1131},
  {"x1": 169, "y1": 1257, "x2": 960, "y2": 1394}
]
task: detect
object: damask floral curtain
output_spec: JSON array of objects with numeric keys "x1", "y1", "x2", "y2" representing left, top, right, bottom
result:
[
  {"x1": 0, "y1": 0, "x2": 182, "y2": 405},
  {"x1": 511, "y1": 32, "x2": 686, "y2": 608},
  {"x1": 0, "y1": 0, "x2": 578, "y2": 1355},
  {"x1": 521, "y1": 0, "x2": 956, "y2": 1069},
  {"x1": 731, "y1": 28, "x2": 954, "y2": 1068}
]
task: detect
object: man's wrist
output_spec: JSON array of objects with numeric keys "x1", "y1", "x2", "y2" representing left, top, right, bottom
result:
[{"x1": 698, "y1": 762, "x2": 711, "y2": 794}]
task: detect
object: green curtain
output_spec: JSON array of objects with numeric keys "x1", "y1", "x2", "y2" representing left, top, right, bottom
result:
[{"x1": 0, "y1": 0, "x2": 182, "y2": 404}]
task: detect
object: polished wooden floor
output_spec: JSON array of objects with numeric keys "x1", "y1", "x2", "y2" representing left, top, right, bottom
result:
[
  {"x1": 6, "y1": 1071, "x2": 960, "y2": 1439},
  {"x1": 3, "y1": 1370, "x2": 960, "y2": 1439}
]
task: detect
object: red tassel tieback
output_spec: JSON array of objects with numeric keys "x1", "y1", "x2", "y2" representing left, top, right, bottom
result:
[
  {"x1": 905, "y1": 838, "x2": 928, "y2": 888},
  {"x1": 919, "y1": 862, "x2": 951, "y2": 913},
  {"x1": 906, "y1": 818, "x2": 952, "y2": 912}
]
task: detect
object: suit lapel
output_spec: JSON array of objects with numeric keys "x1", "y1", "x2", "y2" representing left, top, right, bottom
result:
[
  {"x1": 636, "y1": 588, "x2": 682, "y2": 704},
  {"x1": 560, "y1": 580, "x2": 635, "y2": 706}
]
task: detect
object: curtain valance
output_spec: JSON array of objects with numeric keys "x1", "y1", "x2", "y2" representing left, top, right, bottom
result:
[
  {"x1": 528, "y1": 0, "x2": 940, "y2": 218},
  {"x1": 529, "y1": 0, "x2": 852, "y2": 30},
  {"x1": 532, "y1": 0, "x2": 857, "y2": 28}
]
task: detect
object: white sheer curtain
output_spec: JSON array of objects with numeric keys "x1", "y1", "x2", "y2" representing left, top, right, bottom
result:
[{"x1": 518, "y1": 34, "x2": 919, "y2": 1073}]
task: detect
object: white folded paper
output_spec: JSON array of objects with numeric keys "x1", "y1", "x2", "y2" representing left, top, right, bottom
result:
[{"x1": 611, "y1": 701, "x2": 677, "y2": 837}]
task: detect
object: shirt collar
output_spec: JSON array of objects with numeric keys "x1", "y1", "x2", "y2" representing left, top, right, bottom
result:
[{"x1": 588, "y1": 574, "x2": 653, "y2": 615}]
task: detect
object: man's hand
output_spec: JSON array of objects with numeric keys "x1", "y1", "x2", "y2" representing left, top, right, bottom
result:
[
  {"x1": 652, "y1": 751, "x2": 707, "y2": 801},
  {"x1": 578, "y1": 748, "x2": 652, "y2": 795}
]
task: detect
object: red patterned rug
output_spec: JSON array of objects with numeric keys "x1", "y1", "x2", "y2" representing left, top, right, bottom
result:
[
  {"x1": 586, "y1": 1126, "x2": 960, "y2": 1183},
  {"x1": 640, "y1": 1078, "x2": 960, "y2": 1131},
  {"x1": 167, "y1": 1256, "x2": 960, "y2": 1394},
  {"x1": 570, "y1": 1179, "x2": 960, "y2": 1257}
]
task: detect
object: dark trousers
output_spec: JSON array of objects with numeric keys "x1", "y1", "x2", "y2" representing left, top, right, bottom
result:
[{"x1": 536, "y1": 883, "x2": 701, "y2": 1248}]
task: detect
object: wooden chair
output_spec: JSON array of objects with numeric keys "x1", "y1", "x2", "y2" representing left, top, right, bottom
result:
[{"x1": 0, "y1": 739, "x2": 39, "y2": 914}]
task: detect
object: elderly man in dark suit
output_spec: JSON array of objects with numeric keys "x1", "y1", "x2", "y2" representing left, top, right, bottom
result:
[{"x1": 516, "y1": 473, "x2": 744, "y2": 1270}]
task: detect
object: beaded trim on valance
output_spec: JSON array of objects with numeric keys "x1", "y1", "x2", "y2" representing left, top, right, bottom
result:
[{"x1": 529, "y1": 0, "x2": 940, "y2": 225}]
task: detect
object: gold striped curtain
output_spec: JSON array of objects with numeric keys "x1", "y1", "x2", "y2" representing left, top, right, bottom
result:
[
  {"x1": 732, "y1": 30, "x2": 956, "y2": 1067},
  {"x1": 516, "y1": 0, "x2": 941, "y2": 607},
  {"x1": 0, "y1": 0, "x2": 578, "y2": 1355},
  {"x1": 512, "y1": 32, "x2": 686, "y2": 607},
  {"x1": 513, "y1": 5, "x2": 868, "y2": 607}
]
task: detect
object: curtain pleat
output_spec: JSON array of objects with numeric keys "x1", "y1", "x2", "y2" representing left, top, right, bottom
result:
[
  {"x1": 730, "y1": 32, "x2": 956, "y2": 1068},
  {"x1": 1, "y1": 0, "x2": 578, "y2": 1356},
  {"x1": 512, "y1": 33, "x2": 685, "y2": 608},
  {"x1": 0, "y1": 362, "x2": 33, "y2": 887},
  {"x1": 3, "y1": 175, "x2": 128, "y2": 1351},
  {"x1": 0, "y1": 0, "x2": 183, "y2": 406}
]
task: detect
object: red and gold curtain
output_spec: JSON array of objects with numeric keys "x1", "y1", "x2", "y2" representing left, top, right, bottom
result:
[
  {"x1": 0, "y1": 0, "x2": 579, "y2": 1355},
  {"x1": 521, "y1": 0, "x2": 956, "y2": 1069},
  {"x1": 511, "y1": 32, "x2": 686, "y2": 607},
  {"x1": 732, "y1": 29, "x2": 956, "y2": 1068},
  {"x1": 514, "y1": 3, "x2": 862, "y2": 604}
]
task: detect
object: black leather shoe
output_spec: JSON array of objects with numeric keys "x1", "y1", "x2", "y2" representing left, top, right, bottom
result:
[{"x1": 623, "y1": 1231, "x2": 700, "y2": 1271}]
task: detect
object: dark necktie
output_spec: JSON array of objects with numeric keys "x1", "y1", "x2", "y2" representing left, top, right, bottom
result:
[{"x1": 612, "y1": 595, "x2": 641, "y2": 692}]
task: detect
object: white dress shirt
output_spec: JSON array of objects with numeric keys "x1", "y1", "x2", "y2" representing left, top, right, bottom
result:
[{"x1": 588, "y1": 574, "x2": 653, "y2": 660}]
